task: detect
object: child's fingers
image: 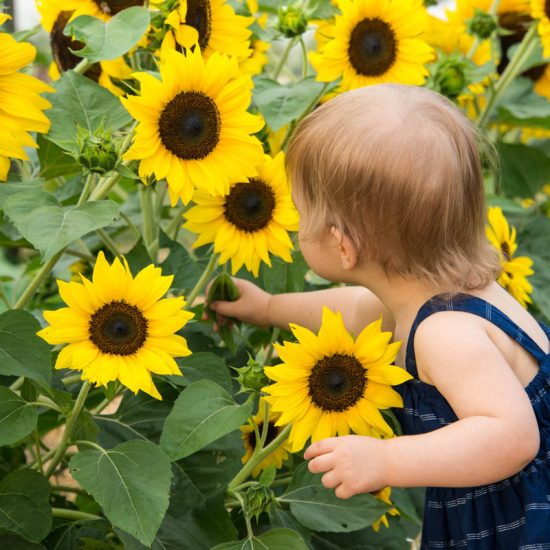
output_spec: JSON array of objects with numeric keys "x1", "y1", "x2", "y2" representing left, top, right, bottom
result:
[
  {"x1": 304, "y1": 437, "x2": 338, "y2": 459},
  {"x1": 308, "y1": 453, "x2": 335, "y2": 474},
  {"x1": 321, "y1": 471, "x2": 340, "y2": 490}
]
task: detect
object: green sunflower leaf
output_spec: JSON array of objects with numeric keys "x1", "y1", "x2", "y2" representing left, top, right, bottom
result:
[
  {"x1": 0, "y1": 387, "x2": 38, "y2": 446},
  {"x1": 211, "y1": 528, "x2": 310, "y2": 550},
  {"x1": 69, "y1": 440, "x2": 172, "y2": 547},
  {"x1": 279, "y1": 463, "x2": 391, "y2": 532},
  {"x1": 160, "y1": 380, "x2": 254, "y2": 461},
  {"x1": 64, "y1": 8, "x2": 150, "y2": 63},
  {"x1": 253, "y1": 77, "x2": 326, "y2": 131},
  {"x1": 0, "y1": 469, "x2": 52, "y2": 543},
  {"x1": 0, "y1": 310, "x2": 51, "y2": 385},
  {"x1": 44, "y1": 71, "x2": 131, "y2": 153},
  {"x1": 1, "y1": 187, "x2": 119, "y2": 261}
]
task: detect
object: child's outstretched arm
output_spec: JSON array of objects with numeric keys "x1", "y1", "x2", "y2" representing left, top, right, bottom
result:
[
  {"x1": 305, "y1": 312, "x2": 540, "y2": 497},
  {"x1": 208, "y1": 278, "x2": 394, "y2": 334}
]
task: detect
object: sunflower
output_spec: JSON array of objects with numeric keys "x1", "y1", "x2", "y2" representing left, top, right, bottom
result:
[
  {"x1": 122, "y1": 47, "x2": 264, "y2": 205},
  {"x1": 371, "y1": 487, "x2": 400, "y2": 531},
  {"x1": 37, "y1": 251, "x2": 193, "y2": 400},
  {"x1": 486, "y1": 206, "x2": 534, "y2": 308},
  {"x1": 262, "y1": 308, "x2": 412, "y2": 453},
  {"x1": 160, "y1": 0, "x2": 252, "y2": 62},
  {"x1": 0, "y1": 14, "x2": 53, "y2": 181},
  {"x1": 240, "y1": 398, "x2": 292, "y2": 477},
  {"x1": 183, "y1": 152, "x2": 299, "y2": 277},
  {"x1": 310, "y1": 0, "x2": 434, "y2": 92},
  {"x1": 36, "y1": 0, "x2": 133, "y2": 95},
  {"x1": 531, "y1": 0, "x2": 550, "y2": 57},
  {"x1": 240, "y1": 39, "x2": 270, "y2": 76}
]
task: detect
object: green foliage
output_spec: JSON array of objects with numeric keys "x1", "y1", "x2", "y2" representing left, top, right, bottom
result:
[
  {"x1": 0, "y1": 469, "x2": 52, "y2": 543},
  {"x1": 160, "y1": 380, "x2": 254, "y2": 460},
  {"x1": 69, "y1": 440, "x2": 172, "y2": 547},
  {"x1": 64, "y1": 8, "x2": 150, "y2": 63},
  {"x1": 280, "y1": 463, "x2": 391, "y2": 532},
  {"x1": 0, "y1": 386, "x2": 38, "y2": 445},
  {"x1": 1, "y1": 186, "x2": 120, "y2": 261},
  {"x1": 212, "y1": 528, "x2": 310, "y2": 550},
  {"x1": 0, "y1": 310, "x2": 51, "y2": 385}
]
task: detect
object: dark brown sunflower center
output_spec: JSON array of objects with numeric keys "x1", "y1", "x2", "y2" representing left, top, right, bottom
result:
[
  {"x1": 93, "y1": 0, "x2": 145, "y2": 16},
  {"x1": 223, "y1": 179, "x2": 276, "y2": 233},
  {"x1": 51, "y1": 11, "x2": 101, "y2": 81},
  {"x1": 545, "y1": 0, "x2": 550, "y2": 19},
  {"x1": 501, "y1": 241, "x2": 511, "y2": 261},
  {"x1": 248, "y1": 421, "x2": 280, "y2": 448},
  {"x1": 158, "y1": 91, "x2": 220, "y2": 160},
  {"x1": 186, "y1": 0, "x2": 212, "y2": 51},
  {"x1": 348, "y1": 18, "x2": 397, "y2": 76},
  {"x1": 308, "y1": 353, "x2": 366, "y2": 412},
  {"x1": 88, "y1": 300, "x2": 148, "y2": 355}
]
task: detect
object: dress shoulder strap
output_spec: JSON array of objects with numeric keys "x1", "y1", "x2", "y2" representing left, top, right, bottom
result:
[{"x1": 405, "y1": 293, "x2": 549, "y2": 380}]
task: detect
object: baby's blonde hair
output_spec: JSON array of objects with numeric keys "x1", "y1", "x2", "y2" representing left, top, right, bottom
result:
[{"x1": 286, "y1": 84, "x2": 501, "y2": 290}]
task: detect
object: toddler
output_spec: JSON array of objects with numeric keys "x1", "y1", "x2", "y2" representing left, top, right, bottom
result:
[{"x1": 208, "y1": 84, "x2": 550, "y2": 548}]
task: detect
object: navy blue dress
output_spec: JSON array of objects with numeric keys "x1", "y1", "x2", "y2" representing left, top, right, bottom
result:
[{"x1": 393, "y1": 293, "x2": 550, "y2": 549}]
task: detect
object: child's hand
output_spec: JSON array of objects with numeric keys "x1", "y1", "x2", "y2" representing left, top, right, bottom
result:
[
  {"x1": 204, "y1": 277, "x2": 272, "y2": 328},
  {"x1": 304, "y1": 435, "x2": 389, "y2": 499}
]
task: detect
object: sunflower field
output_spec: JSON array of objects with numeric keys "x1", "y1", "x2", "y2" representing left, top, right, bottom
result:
[{"x1": 0, "y1": 0, "x2": 549, "y2": 548}]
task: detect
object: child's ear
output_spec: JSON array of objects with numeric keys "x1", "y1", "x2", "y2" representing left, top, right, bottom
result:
[{"x1": 330, "y1": 227, "x2": 358, "y2": 270}]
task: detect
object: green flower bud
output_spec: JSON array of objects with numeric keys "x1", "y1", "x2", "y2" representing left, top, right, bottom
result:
[
  {"x1": 76, "y1": 126, "x2": 119, "y2": 175},
  {"x1": 234, "y1": 356, "x2": 268, "y2": 394},
  {"x1": 430, "y1": 54, "x2": 469, "y2": 100},
  {"x1": 467, "y1": 9, "x2": 498, "y2": 40},
  {"x1": 244, "y1": 484, "x2": 276, "y2": 521},
  {"x1": 207, "y1": 272, "x2": 241, "y2": 304},
  {"x1": 277, "y1": 6, "x2": 307, "y2": 38}
]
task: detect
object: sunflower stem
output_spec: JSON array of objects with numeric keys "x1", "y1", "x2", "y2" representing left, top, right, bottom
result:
[
  {"x1": 44, "y1": 381, "x2": 91, "y2": 478},
  {"x1": 273, "y1": 37, "x2": 298, "y2": 80},
  {"x1": 140, "y1": 185, "x2": 159, "y2": 262},
  {"x1": 227, "y1": 423, "x2": 291, "y2": 491},
  {"x1": 73, "y1": 58, "x2": 93, "y2": 76},
  {"x1": 120, "y1": 211, "x2": 142, "y2": 241},
  {"x1": 477, "y1": 24, "x2": 537, "y2": 127},
  {"x1": 186, "y1": 253, "x2": 219, "y2": 307},
  {"x1": 165, "y1": 204, "x2": 186, "y2": 241},
  {"x1": 234, "y1": 492, "x2": 255, "y2": 538},
  {"x1": 259, "y1": 400, "x2": 270, "y2": 449},
  {"x1": 51, "y1": 507, "x2": 102, "y2": 522},
  {"x1": 264, "y1": 327, "x2": 280, "y2": 364},
  {"x1": 77, "y1": 173, "x2": 96, "y2": 207},
  {"x1": 96, "y1": 228, "x2": 122, "y2": 258},
  {"x1": 299, "y1": 36, "x2": 309, "y2": 78},
  {"x1": 28, "y1": 446, "x2": 57, "y2": 471}
]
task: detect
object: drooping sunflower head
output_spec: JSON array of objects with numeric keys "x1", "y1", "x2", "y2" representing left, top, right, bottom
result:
[
  {"x1": 485, "y1": 206, "x2": 534, "y2": 308},
  {"x1": 371, "y1": 487, "x2": 400, "y2": 531},
  {"x1": 160, "y1": 0, "x2": 252, "y2": 61},
  {"x1": 183, "y1": 152, "x2": 299, "y2": 276},
  {"x1": 240, "y1": 398, "x2": 292, "y2": 477},
  {"x1": 262, "y1": 308, "x2": 412, "y2": 453},
  {"x1": 311, "y1": 0, "x2": 433, "y2": 92},
  {"x1": 38, "y1": 251, "x2": 193, "y2": 400},
  {"x1": 122, "y1": 47, "x2": 264, "y2": 205}
]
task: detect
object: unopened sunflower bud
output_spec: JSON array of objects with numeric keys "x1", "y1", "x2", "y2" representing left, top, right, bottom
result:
[
  {"x1": 76, "y1": 126, "x2": 119, "y2": 175},
  {"x1": 244, "y1": 484, "x2": 276, "y2": 520},
  {"x1": 277, "y1": 5, "x2": 307, "y2": 38},
  {"x1": 430, "y1": 54, "x2": 469, "y2": 100},
  {"x1": 234, "y1": 356, "x2": 268, "y2": 394},
  {"x1": 467, "y1": 9, "x2": 498, "y2": 40},
  {"x1": 207, "y1": 272, "x2": 241, "y2": 305}
]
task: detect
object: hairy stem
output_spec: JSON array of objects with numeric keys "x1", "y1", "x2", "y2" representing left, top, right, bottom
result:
[{"x1": 186, "y1": 253, "x2": 219, "y2": 307}]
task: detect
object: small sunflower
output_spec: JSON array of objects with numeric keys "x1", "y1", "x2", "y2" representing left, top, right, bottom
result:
[
  {"x1": 532, "y1": 0, "x2": 550, "y2": 57},
  {"x1": 240, "y1": 39, "x2": 270, "y2": 75},
  {"x1": 262, "y1": 308, "x2": 412, "y2": 453},
  {"x1": 486, "y1": 206, "x2": 534, "y2": 308},
  {"x1": 122, "y1": 47, "x2": 264, "y2": 205},
  {"x1": 371, "y1": 487, "x2": 400, "y2": 531},
  {"x1": 0, "y1": 14, "x2": 53, "y2": 181},
  {"x1": 240, "y1": 398, "x2": 292, "y2": 477},
  {"x1": 183, "y1": 152, "x2": 299, "y2": 277},
  {"x1": 310, "y1": 0, "x2": 434, "y2": 92},
  {"x1": 38, "y1": 251, "x2": 193, "y2": 400},
  {"x1": 36, "y1": 1, "x2": 134, "y2": 95},
  {"x1": 160, "y1": 0, "x2": 252, "y2": 62}
]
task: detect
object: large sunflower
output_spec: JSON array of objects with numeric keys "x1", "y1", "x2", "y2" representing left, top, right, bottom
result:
[
  {"x1": 38, "y1": 251, "x2": 193, "y2": 400},
  {"x1": 160, "y1": 0, "x2": 252, "y2": 62},
  {"x1": 486, "y1": 206, "x2": 534, "y2": 308},
  {"x1": 310, "y1": 0, "x2": 433, "y2": 92},
  {"x1": 240, "y1": 398, "x2": 292, "y2": 477},
  {"x1": 122, "y1": 47, "x2": 264, "y2": 205},
  {"x1": 262, "y1": 308, "x2": 412, "y2": 453},
  {"x1": 531, "y1": 0, "x2": 550, "y2": 57},
  {"x1": 36, "y1": 0, "x2": 133, "y2": 95},
  {"x1": 0, "y1": 14, "x2": 53, "y2": 181},
  {"x1": 183, "y1": 152, "x2": 299, "y2": 277}
]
